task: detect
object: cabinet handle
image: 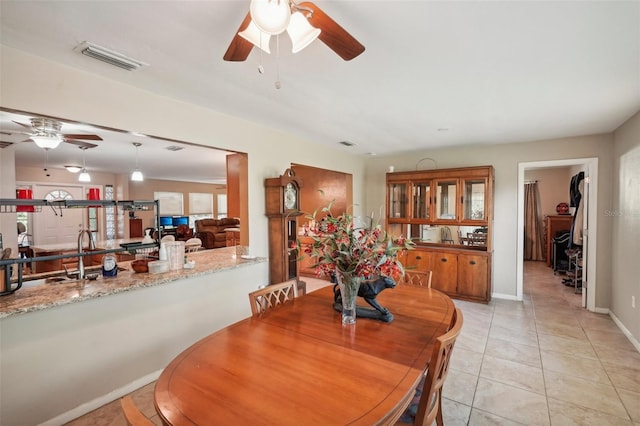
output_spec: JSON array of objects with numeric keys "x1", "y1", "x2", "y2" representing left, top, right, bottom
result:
[
  {"x1": 415, "y1": 255, "x2": 422, "y2": 260},
  {"x1": 469, "y1": 260, "x2": 476, "y2": 265},
  {"x1": 441, "y1": 258, "x2": 447, "y2": 262}
]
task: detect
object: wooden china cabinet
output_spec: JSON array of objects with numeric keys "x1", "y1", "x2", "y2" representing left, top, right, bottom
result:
[{"x1": 387, "y1": 165, "x2": 494, "y2": 303}]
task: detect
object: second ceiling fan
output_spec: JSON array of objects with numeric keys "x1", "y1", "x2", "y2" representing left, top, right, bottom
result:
[{"x1": 224, "y1": 0, "x2": 365, "y2": 62}]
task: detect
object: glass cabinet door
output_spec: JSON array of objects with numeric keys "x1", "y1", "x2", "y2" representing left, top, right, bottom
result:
[
  {"x1": 435, "y1": 180, "x2": 457, "y2": 220},
  {"x1": 462, "y1": 178, "x2": 486, "y2": 221},
  {"x1": 388, "y1": 182, "x2": 408, "y2": 220},
  {"x1": 412, "y1": 181, "x2": 431, "y2": 220}
]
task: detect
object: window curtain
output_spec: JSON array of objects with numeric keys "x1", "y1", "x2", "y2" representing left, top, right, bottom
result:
[{"x1": 524, "y1": 182, "x2": 545, "y2": 261}]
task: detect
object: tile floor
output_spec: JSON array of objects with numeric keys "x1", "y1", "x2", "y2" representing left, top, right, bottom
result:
[{"x1": 66, "y1": 261, "x2": 640, "y2": 425}]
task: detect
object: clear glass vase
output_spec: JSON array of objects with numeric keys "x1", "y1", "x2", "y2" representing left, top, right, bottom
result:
[{"x1": 336, "y1": 270, "x2": 361, "y2": 325}]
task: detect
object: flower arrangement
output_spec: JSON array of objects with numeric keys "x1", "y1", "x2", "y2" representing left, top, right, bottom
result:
[{"x1": 295, "y1": 200, "x2": 413, "y2": 282}]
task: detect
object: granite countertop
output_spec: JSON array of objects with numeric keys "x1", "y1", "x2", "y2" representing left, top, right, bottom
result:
[{"x1": 0, "y1": 247, "x2": 266, "y2": 319}]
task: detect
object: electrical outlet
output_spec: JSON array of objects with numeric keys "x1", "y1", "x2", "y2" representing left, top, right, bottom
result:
[{"x1": 633, "y1": 296, "x2": 636, "y2": 309}]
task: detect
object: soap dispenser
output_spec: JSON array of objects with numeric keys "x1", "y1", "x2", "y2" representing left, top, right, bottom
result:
[{"x1": 102, "y1": 253, "x2": 118, "y2": 277}]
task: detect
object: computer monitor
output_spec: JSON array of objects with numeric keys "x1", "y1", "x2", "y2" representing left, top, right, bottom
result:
[
  {"x1": 172, "y1": 216, "x2": 189, "y2": 227},
  {"x1": 159, "y1": 216, "x2": 173, "y2": 227}
]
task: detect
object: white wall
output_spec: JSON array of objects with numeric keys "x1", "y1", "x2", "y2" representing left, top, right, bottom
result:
[
  {"x1": 0, "y1": 46, "x2": 368, "y2": 257},
  {"x1": 364, "y1": 134, "x2": 614, "y2": 307},
  {"x1": 611, "y1": 110, "x2": 640, "y2": 342}
]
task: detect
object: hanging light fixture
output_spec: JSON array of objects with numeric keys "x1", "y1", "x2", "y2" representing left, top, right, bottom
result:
[
  {"x1": 29, "y1": 118, "x2": 64, "y2": 150},
  {"x1": 78, "y1": 147, "x2": 91, "y2": 183},
  {"x1": 131, "y1": 142, "x2": 144, "y2": 182},
  {"x1": 65, "y1": 165, "x2": 82, "y2": 173},
  {"x1": 240, "y1": 0, "x2": 320, "y2": 54}
]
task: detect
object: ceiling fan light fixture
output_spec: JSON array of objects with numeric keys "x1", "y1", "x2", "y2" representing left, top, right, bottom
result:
[
  {"x1": 31, "y1": 134, "x2": 63, "y2": 150},
  {"x1": 239, "y1": 20, "x2": 272, "y2": 54},
  {"x1": 65, "y1": 165, "x2": 82, "y2": 173},
  {"x1": 78, "y1": 168, "x2": 91, "y2": 183},
  {"x1": 249, "y1": 0, "x2": 291, "y2": 35},
  {"x1": 288, "y1": 11, "x2": 321, "y2": 53}
]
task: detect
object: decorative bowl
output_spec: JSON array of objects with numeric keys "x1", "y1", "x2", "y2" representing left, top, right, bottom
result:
[{"x1": 131, "y1": 259, "x2": 150, "y2": 273}]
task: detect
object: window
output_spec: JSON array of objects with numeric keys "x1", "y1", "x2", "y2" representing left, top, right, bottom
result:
[
  {"x1": 189, "y1": 193, "x2": 213, "y2": 215},
  {"x1": 155, "y1": 191, "x2": 184, "y2": 215},
  {"x1": 217, "y1": 194, "x2": 227, "y2": 219}
]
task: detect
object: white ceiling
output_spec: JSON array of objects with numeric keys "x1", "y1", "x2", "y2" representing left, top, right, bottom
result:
[{"x1": 1, "y1": 1, "x2": 639, "y2": 179}]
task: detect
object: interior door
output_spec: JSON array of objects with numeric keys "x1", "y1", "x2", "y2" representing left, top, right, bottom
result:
[
  {"x1": 581, "y1": 173, "x2": 589, "y2": 308},
  {"x1": 33, "y1": 185, "x2": 85, "y2": 247}
]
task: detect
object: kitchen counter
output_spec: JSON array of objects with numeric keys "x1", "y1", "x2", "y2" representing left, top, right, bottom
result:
[
  {"x1": 29, "y1": 237, "x2": 144, "y2": 253},
  {"x1": 0, "y1": 246, "x2": 265, "y2": 318}
]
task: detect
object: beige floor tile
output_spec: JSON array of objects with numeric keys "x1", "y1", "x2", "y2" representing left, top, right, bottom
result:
[
  {"x1": 548, "y1": 397, "x2": 633, "y2": 425},
  {"x1": 467, "y1": 408, "x2": 526, "y2": 425},
  {"x1": 593, "y1": 343, "x2": 640, "y2": 369},
  {"x1": 450, "y1": 346, "x2": 484, "y2": 375},
  {"x1": 484, "y1": 337, "x2": 542, "y2": 368},
  {"x1": 457, "y1": 329, "x2": 489, "y2": 354},
  {"x1": 491, "y1": 312, "x2": 537, "y2": 333},
  {"x1": 480, "y1": 355, "x2": 545, "y2": 394},
  {"x1": 64, "y1": 399, "x2": 127, "y2": 426},
  {"x1": 618, "y1": 388, "x2": 640, "y2": 423},
  {"x1": 441, "y1": 398, "x2": 472, "y2": 425},
  {"x1": 489, "y1": 323, "x2": 539, "y2": 347},
  {"x1": 540, "y1": 349, "x2": 611, "y2": 384},
  {"x1": 472, "y1": 378, "x2": 549, "y2": 425},
  {"x1": 578, "y1": 312, "x2": 621, "y2": 332},
  {"x1": 443, "y1": 368, "x2": 478, "y2": 406},
  {"x1": 544, "y1": 370, "x2": 629, "y2": 418},
  {"x1": 602, "y1": 361, "x2": 640, "y2": 393},
  {"x1": 537, "y1": 332, "x2": 597, "y2": 359},
  {"x1": 536, "y1": 321, "x2": 587, "y2": 340},
  {"x1": 585, "y1": 328, "x2": 637, "y2": 349}
]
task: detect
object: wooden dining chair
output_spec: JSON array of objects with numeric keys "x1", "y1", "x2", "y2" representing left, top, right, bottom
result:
[
  {"x1": 120, "y1": 395, "x2": 154, "y2": 426},
  {"x1": 248, "y1": 280, "x2": 299, "y2": 316},
  {"x1": 397, "y1": 307, "x2": 464, "y2": 426},
  {"x1": 402, "y1": 270, "x2": 433, "y2": 288}
]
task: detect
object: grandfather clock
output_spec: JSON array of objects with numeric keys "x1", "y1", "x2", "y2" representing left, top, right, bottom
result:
[{"x1": 265, "y1": 168, "x2": 303, "y2": 285}]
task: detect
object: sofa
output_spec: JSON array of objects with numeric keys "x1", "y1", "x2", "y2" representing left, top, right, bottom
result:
[{"x1": 195, "y1": 218, "x2": 240, "y2": 249}]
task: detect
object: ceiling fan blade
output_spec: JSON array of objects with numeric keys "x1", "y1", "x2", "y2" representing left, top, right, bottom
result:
[
  {"x1": 223, "y1": 12, "x2": 254, "y2": 62},
  {"x1": 63, "y1": 139, "x2": 98, "y2": 149},
  {"x1": 62, "y1": 133, "x2": 103, "y2": 141},
  {"x1": 299, "y1": 2, "x2": 365, "y2": 61},
  {"x1": 12, "y1": 120, "x2": 32, "y2": 129}
]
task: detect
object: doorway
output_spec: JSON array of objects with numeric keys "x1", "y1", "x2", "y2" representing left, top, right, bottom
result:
[{"x1": 516, "y1": 158, "x2": 598, "y2": 311}]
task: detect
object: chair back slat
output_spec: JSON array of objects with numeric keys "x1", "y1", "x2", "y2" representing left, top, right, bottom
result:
[
  {"x1": 248, "y1": 280, "x2": 298, "y2": 316},
  {"x1": 402, "y1": 270, "x2": 433, "y2": 288}
]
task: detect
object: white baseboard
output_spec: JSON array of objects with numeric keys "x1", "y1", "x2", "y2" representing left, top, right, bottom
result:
[
  {"x1": 593, "y1": 307, "x2": 609, "y2": 314},
  {"x1": 40, "y1": 369, "x2": 162, "y2": 426},
  {"x1": 492, "y1": 292, "x2": 520, "y2": 301},
  {"x1": 609, "y1": 311, "x2": 640, "y2": 353}
]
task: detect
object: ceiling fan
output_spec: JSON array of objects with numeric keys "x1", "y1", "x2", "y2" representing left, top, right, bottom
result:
[
  {"x1": 12, "y1": 117, "x2": 102, "y2": 150},
  {"x1": 224, "y1": 0, "x2": 365, "y2": 62}
]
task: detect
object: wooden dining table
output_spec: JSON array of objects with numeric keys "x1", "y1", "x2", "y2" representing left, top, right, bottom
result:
[{"x1": 154, "y1": 284, "x2": 455, "y2": 426}]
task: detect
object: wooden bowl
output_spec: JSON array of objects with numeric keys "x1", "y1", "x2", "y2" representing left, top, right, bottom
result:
[{"x1": 131, "y1": 259, "x2": 150, "y2": 273}]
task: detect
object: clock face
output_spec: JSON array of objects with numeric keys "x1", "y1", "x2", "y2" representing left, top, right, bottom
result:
[{"x1": 284, "y1": 183, "x2": 297, "y2": 210}]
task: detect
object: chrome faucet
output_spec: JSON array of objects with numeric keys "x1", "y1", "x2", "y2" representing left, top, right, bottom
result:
[{"x1": 77, "y1": 229, "x2": 95, "y2": 279}]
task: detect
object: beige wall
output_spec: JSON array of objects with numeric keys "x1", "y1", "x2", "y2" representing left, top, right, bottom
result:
[
  {"x1": 524, "y1": 167, "x2": 573, "y2": 217},
  {"x1": 612, "y1": 110, "x2": 640, "y2": 341}
]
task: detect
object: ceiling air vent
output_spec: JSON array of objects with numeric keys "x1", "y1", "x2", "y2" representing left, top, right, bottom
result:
[
  {"x1": 75, "y1": 42, "x2": 148, "y2": 71},
  {"x1": 165, "y1": 146, "x2": 184, "y2": 152}
]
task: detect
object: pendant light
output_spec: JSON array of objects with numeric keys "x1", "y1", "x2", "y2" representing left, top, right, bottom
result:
[
  {"x1": 131, "y1": 142, "x2": 144, "y2": 182},
  {"x1": 78, "y1": 147, "x2": 91, "y2": 183}
]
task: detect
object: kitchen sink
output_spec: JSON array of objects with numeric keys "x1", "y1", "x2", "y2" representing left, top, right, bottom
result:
[{"x1": 15, "y1": 266, "x2": 129, "y2": 289}]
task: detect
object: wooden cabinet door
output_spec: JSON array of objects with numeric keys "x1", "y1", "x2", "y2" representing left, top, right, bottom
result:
[
  {"x1": 457, "y1": 253, "x2": 489, "y2": 300},
  {"x1": 431, "y1": 251, "x2": 458, "y2": 294},
  {"x1": 403, "y1": 249, "x2": 433, "y2": 271}
]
